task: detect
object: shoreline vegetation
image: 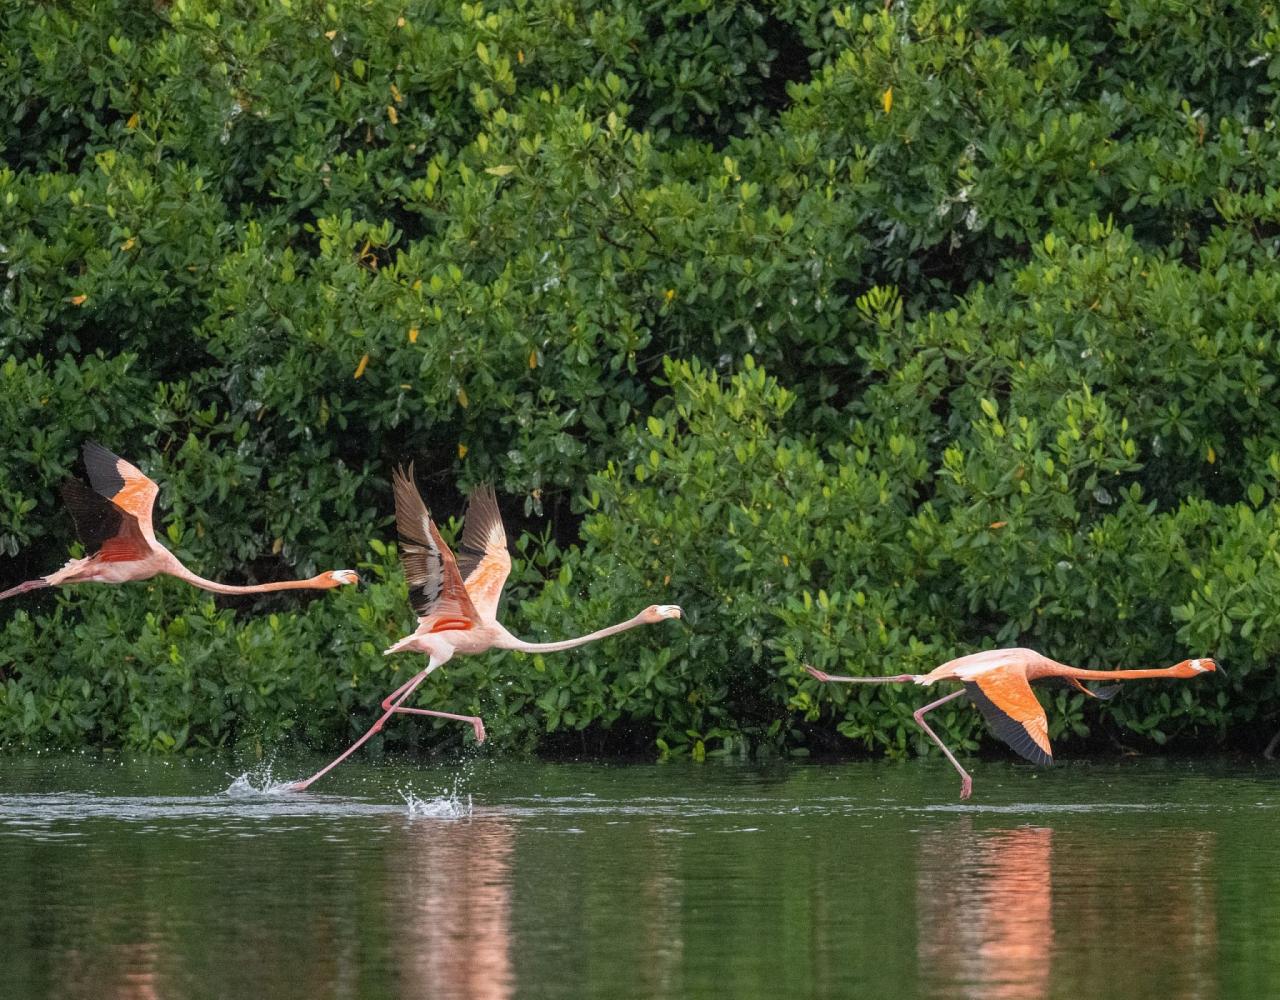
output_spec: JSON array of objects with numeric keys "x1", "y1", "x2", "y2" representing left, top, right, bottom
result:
[{"x1": 3, "y1": 1, "x2": 1280, "y2": 761}]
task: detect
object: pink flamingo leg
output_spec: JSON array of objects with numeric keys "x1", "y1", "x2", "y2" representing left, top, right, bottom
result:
[
  {"x1": 912, "y1": 689, "x2": 974, "y2": 800},
  {"x1": 379, "y1": 672, "x2": 425, "y2": 711},
  {"x1": 289, "y1": 668, "x2": 434, "y2": 792},
  {"x1": 289, "y1": 665, "x2": 484, "y2": 791},
  {"x1": 0, "y1": 579, "x2": 49, "y2": 601},
  {"x1": 389, "y1": 706, "x2": 485, "y2": 743}
]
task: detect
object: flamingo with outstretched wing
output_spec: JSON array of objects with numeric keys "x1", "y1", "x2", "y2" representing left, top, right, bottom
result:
[
  {"x1": 289, "y1": 466, "x2": 682, "y2": 790},
  {"x1": 806, "y1": 647, "x2": 1218, "y2": 799},
  {"x1": 1, "y1": 442, "x2": 359, "y2": 601}
]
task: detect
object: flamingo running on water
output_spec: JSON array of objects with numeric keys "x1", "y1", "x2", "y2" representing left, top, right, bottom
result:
[
  {"x1": 0, "y1": 442, "x2": 359, "y2": 601},
  {"x1": 805, "y1": 647, "x2": 1218, "y2": 799},
  {"x1": 289, "y1": 465, "x2": 683, "y2": 790}
]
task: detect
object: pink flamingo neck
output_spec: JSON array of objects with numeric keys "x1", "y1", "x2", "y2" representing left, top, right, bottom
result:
[
  {"x1": 500, "y1": 613, "x2": 651, "y2": 653},
  {"x1": 167, "y1": 562, "x2": 332, "y2": 595},
  {"x1": 1052, "y1": 664, "x2": 1188, "y2": 682}
]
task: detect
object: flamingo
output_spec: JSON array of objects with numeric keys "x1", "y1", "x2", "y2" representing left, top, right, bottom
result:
[
  {"x1": 804, "y1": 647, "x2": 1218, "y2": 799},
  {"x1": 289, "y1": 464, "x2": 683, "y2": 790},
  {"x1": 0, "y1": 442, "x2": 359, "y2": 601}
]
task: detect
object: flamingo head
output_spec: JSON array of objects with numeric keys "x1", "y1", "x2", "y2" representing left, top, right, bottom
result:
[
  {"x1": 325, "y1": 569, "x2": 361, "y2": 587},
  {"x1": 1173, "y1": 657, "x2": 1217, "y2": 678},
  {"x1": 642, "y1": 604, "x2": 683, "y2": 623}
]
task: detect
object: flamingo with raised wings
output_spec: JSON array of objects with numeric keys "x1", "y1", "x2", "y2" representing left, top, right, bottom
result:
[
  {"x1": 289, "y1": 465, "x2": 683, "y2": 790},
  {"x1": 0, "y1": 442, "x2": 359, "y2": 601},
  {"x1": 805, "y1": 647, "x2": 1217, "y2": 799}
]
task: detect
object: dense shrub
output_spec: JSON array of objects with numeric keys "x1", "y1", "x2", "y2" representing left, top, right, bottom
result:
[{"x1": 3, "y1": 0, "x2": 1279, "y2": 761}]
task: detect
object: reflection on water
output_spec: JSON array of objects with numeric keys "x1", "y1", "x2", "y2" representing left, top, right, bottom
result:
[
  {"x1": 395, "y1": 818, "x2": 514, "y2": 1000},
  {"x1": 0, "y1": 755, "x2": 1273, "y2": 1000},
  {"x1": 61, "y1": 938, "x2": 165, "y2": 1000},
  {"x1": 918, "y1": 824, "x2": 1053, "y2": 1000},
  {"x1": 917, "y1": 819, "x2": 1220, "y2": 1000}
]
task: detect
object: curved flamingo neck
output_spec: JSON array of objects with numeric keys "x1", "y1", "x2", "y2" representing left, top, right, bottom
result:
[
  {"x1": 166, "y1": 560, "x2": 332, "y2": 595},
  {"x1": 498, "y1": 613, "x2": 650, "y2": 653}
]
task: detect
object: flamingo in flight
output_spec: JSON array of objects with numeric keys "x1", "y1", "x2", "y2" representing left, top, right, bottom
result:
[
  {"x1": 805, "y1": 647, "x2": 1218, "y2": 799},
  {"x1": 289, "y1": 465, "x2": 683, "y2": 790},
  {"x1": 0, "y1": 442, "x2": 359, "y2": 601}
]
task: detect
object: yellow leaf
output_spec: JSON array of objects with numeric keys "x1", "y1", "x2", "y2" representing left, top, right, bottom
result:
[
  {"x1": 272, "y1": 537, "x2": 283, "y2": 554},
  {"x1": 664, "y1": 288, "x2": 675, "y2": 303},
  {"x1": 332, "y1": 72, "x2": 341, "y2": 92},
  {"x1": 457, "y1": 386, "x2": 469, "y2": 408},
  {"x1": 408, "y1": 326, "x2": 419, "y2": 343},
  {"x1": 485, "y1": 164, "x2": 515, "y2": 177},
  {"x1": 396, "y1": 16, "x2": 406, "y2": 28},
  {"x1": 528, "y1": 349, "x2": 538, "y2": 369},
  {"x1": 126, "y1": 112, "x2": 139, "y2": 129},
  {"x1": 387, "y1": 105, "x2": 398, "y2": 125},
  {"x1": 390, "y1": 82, "x2": 403, "y2": 104},
  {"x1": 517, "y1": 49, "x2": 525, "y2": 64},
  {"x1": 989, "y1": 521, "x2": 1008, "y2": 529},
  {"x1": 781, "y1": 554, "x2": 790, "y2": 566},
  {"x1": 354, "y1": 353, "x2": 369, "y2": 379},
  {"x1": 324, "y1": 29, "x2": 337, "y2": 39},
  {"x1": 457, "y1": 442, "x2": 469, "y2": 459},
  {"x1": 120, "y1": 236, "x2": 137, "y2": 252},
  {"x1": 1207, "y1": 445, "x2": 1216, "y2": 464},
  {"x1": 69, "y1": 294, "x2": 87, "y2": 306},
  {"x1": 882, "y1": 87, "x2": 893, "y2": 114}
]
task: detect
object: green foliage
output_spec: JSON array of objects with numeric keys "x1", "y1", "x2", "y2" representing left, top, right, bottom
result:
[{"x1": 3, "y1": 0, "x2": 1279, "y2": 762}]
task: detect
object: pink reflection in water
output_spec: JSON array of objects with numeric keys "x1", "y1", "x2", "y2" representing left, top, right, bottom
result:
[
  {"x1": 393, "y1": 817, "x2": 515, "y2": 1000},
  {"x1": 918, "y1": 824, "x2": 1053, "y2": 1000}
]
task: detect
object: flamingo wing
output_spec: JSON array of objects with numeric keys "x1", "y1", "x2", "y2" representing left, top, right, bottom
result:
[
  {"x1": 963, "y1": 669, "x2": 1054, "y2": 767},
  {"x1": 60, "y1": 479, "x2": 151, "y2": 562},
  {"x1": 391, "y1": 464, "x2": 480, "y2": 628},
  {"x1": 1065, "y1": 677, "x2": 1120, "y2": 701},
  {"x1": 81, "y1": 441, "x2": 160, "y2": 543},
  {"x1": 456, "y1": 483, "x2": 511, "y2": 621}
]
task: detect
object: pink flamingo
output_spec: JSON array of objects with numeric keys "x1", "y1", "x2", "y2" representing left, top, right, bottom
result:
[
  {"x1": 289, "y1": 465, "x2": 682, "y2": 790},
  {"x1": 805, "y1": 647, "x2": 1218, "y2": 799},
  {"x1": 1, "y1": 442, "x2": 359, "y2": 601}
]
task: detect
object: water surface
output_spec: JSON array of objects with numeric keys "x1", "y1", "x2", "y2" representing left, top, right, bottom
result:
[{"x1": 2, "y1": 753, "x2": 1278, "y2": 999}]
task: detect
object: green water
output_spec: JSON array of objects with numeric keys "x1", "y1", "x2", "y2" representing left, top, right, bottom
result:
[{"x1": 2, "y1": 753, "x2": 1279, "y2": 999}]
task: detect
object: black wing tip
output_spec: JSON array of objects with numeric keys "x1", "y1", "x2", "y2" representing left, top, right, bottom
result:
[
  {"x1": 80, "y1": 440, "x2": 126, "y2": 497},
  {"x1": 82, "y1": 440, "x2": 113, "y2": 462},
  {"x1": 60, "y1": 477, "x2": 123, "y2": 551}
]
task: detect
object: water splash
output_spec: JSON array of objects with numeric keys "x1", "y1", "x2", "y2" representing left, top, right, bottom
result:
[
  {"x1": 223, "y1": 760, "x2": 299, "y2": 797},
  {"x1": 400, "y1": 773, "x2": 473, "y2": 819}
]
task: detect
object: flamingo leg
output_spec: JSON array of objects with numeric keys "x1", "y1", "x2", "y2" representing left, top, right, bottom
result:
[
  {"x1": 912, "y1": 689, "x2": 974, "y2": 800},
  {"x1": 389, "y1": 706, "x2": 485, "y2": 743},
  {"x1": 0, "y1": 579, "x2": 49, "y2": 601},
  {"x1": 290, "y1": 665, "x2": 440, "y2": 792}
]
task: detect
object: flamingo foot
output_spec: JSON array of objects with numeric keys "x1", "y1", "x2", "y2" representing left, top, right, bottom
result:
[
  {"x1": 804, "y1": 665, "x2": 832, "y2": 683},
  {"x1": 959, "y1": 775, "x2": 973, "y2": 800},
  {"x1": 473, "y1": 718, "x2": 486, "y2": 743}
]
